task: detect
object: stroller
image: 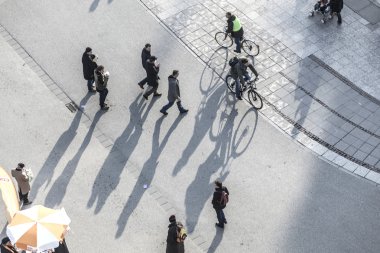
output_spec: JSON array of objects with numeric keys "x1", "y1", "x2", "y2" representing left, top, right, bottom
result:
[{"x1": 309, "y1": 0, "x2": 331, "y2": 23}]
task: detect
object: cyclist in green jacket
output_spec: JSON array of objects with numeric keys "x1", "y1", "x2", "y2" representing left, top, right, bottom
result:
[{"x1": 226, "y1": 12, "x2": 244, "y2": 53}]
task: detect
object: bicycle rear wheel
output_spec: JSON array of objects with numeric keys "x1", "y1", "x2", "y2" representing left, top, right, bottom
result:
[
  {"x1": 215, "y1": 32, "x2": 233, "y2": 48},
  {"x1": 248, "y1": 89, "x2": 263, "y2": 109},
  {"x1": 242, "y1": 39, "x2": 260, "y2": 56},
  {"x1": 225, "y1": 75, "x2": 236, "y2": 93}
]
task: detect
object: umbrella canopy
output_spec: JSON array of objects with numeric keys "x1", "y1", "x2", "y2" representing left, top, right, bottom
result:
[{"x1": 6, "y1": 205, "x2": 71, "y2": 252}]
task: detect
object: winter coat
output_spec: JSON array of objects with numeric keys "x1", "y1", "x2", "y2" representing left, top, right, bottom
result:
[
  {"x1": 229, "y1": 60, "x2": 246, "y2": 85},
  {"x1": 227, "y1": 15, "x2": 244, "y2": 38},
  {"x1": 212, "y1": 186, "x2": 229, "y2": 210},
  {"x1": 82, "y1": 52, "x2": 97, "y2": 80},
  {"x1": 166, "y1": 222, "x2": 184, "y2": 253},
  {"x1": 94, "y1": 70, "x2": 109, "y2": 91},
  {"x1": 330, "y1": 0, "x2": 343, "y2": 12},
  {"x1": 167, "y1": 75, "x2": 181, "y2": 102},
  {"x1": 11, "y1": 169, "x2": 30, "y2": 194},
  {"x1": 141, "y1": 48, "x2": 151, "y2": 69},
  {"x1": 146, "y1": 61, "x2": 160, "y2": 86},
  {"x1": 52, "y1": 239, "x2": 69, "y2": 253}
]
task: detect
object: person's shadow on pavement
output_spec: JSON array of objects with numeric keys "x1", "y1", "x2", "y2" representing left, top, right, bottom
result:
[
  {"x1": 87, "y1": 94, "x2": 155, "y2": 214},
  {"x1": 30, "y1": 93, "x2": 93, "y2": 200},
  {"x1": 115, "y1": 114, "x2": 184, "y2": 238},
  {"x1": 44, "y1": 110, "x2": 104, "y2": 207},
  {"x1": 207, "y1": 228, "x2": 224, "y2": 253}
]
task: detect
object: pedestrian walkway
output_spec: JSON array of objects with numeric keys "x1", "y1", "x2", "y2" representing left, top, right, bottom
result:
[{"x1": 139, "y1": 0, "x2": 380, "y2": 183}]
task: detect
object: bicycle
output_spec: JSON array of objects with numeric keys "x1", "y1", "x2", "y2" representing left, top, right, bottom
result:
[
  {"x1": 215, "y1": 27, "x2": 260, "y2": 56},
  {"x1": 225, "y1": 75, "x2": 263, "y2": 109}
]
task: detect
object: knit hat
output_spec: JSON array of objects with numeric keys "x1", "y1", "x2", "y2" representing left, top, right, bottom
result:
[
  {"x1": 1, "y1": 237, "x2": 10, "y2": 245},
  {"x1": 169, "y1": 215, "x2": 176, "y2": 222}
]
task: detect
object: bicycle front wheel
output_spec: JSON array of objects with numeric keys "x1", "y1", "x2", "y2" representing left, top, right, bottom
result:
[
  {"x1": 225, "y1": 75, "x2": 236, "y2": 93},
  {"x1": 242, "y1": 39, "x2": 260, "y2": 56},
  {"x1": 215, "y1": 32, "x2": 233, "y2": 48},
  {"x1": 248, "y1": 89, "x2": 263, "y2": 109}
]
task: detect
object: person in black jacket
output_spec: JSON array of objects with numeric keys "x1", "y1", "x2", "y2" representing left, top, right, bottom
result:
[
  {"x1": 0, "y1": 237, "x2": 17, "y2": 253},
  {"x1": 143, "y1": 56, "x2": 162, "y2": 100},
  {"x1": 166, "y1": 215, "x2": 185, "y2": 253},
  {"x1": 226, "y1": 12, "x2": 244, "y2": 53},
  {"x1": 138, "y1": 43, "x2": 151, "y2": 89},
  {"x1": 82, "y1": 47, "x2": 97, "y2": 92},
  {"x1": 212, "y1": 180, "x2": 229, "y2": 228},
  {"x1": 329, "y1": 0, "x2": 343, "y2": 24}
]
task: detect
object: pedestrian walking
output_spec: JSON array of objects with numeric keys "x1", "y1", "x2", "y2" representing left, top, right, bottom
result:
[
  {"x1": 212, "y1": 180, "x2": 229, "y2": 228},
  {"x1": 50, "y1": 239, "x2": 69, "y2": 253},
  {"x1": 94, "y1": 65, "x2": 110, "y2": 110},
  {"x1": 143, "y1": 56, "x2": 162, "y2": 100},
  {"x1": 82, "y1": 47, "x2": 98, "y2": 92},
  {"x1": 166, "y1": 215, "x2": 187, "y2": 253},
  {"x1": 138, "y1": 43, "x2": 151, "y2": 89},
  {"x1": 160, "y1": 70, "x2": 189, "y2": 115},
  {"x1": 329, "y1": 0, "x2": 343, "y2": 24},
  {"x1": 11, "y1": 163, "x2": 32, "y2": 205},
  {"x1": 225, "y1": 12, "x2": 244, "y2": 53},
  {"x1": 0, "y1": 237, "x2": 17, "y2": 253}
]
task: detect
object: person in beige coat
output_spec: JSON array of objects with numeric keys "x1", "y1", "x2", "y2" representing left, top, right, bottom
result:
[{"x1": 11, "y1": 163, "x2": 32, "y2": 205}]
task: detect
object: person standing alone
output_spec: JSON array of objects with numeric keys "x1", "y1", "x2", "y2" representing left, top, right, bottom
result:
[
  {"x1": 138, "y1": 43, "x2": 151, "y2": 89},
  {"x1": 212, "y1": 180, "x2": 229, "y2": 228},
  {"x1": 166, "y1": 215, "x2": 187, "y2": 253},
  {"x1": 11, "y1": 163, "x2": 32, "y2": 205},
  {"x1": 94, "y1": 65, "x2": 110, "y2": 110},
  {"x1": 143, "y1": 56, "x2": 162, "y2": 100},
  {"x1": 82, "y1": 47, "x2": 97, "y2": 92},
  {"x1": 160, "y1": 70, "x2": 188, "y2": 115}
]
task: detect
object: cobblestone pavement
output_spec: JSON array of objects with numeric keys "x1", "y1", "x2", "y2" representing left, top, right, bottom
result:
[{"x1": 138, "y1": 0, "x2": 380, "y2": 183}]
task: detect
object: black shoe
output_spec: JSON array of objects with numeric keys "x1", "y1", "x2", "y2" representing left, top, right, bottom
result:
[
  {"x1": 234, "y1": 50, "x2": 241, "y2": 53},
  {"x1": 337, "y1": 20, "x2": 342, "y2": 25},
  {"x1": 101, "y1": 105, "x2": 109, "y2": 110},
  {"x1": 153, "y1": 93, "x2": 162, "y2": 97},
  {"x1": 215, "y1": 223, "x2": 224, "y2": 228},
  {"x1": 138, "y1": 83, "x2": 144, "y2": 89},
  {"x1": 23, "y1": 201, "x2": 32, "y2": 205},
  {"x1": 237, "y1": 96, "x2": 243, "y2": 100},
  {"x1": 160, "y1": 109, "x2": 168, "y2": 115},
  {"x1": 143, "y1": 94, "x2": 148, "y2": 100},
  {"x1": 180, "y1": 109, "x2": 189, "y2": 114},
  {"x1": 224, "y1": 219, "x2": 227, "y2": 224}
]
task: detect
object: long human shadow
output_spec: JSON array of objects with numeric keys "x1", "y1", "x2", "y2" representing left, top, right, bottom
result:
[
  {"x1": 87, "y1": 94, "x2": 156, "y2": 214},
  {"x1": 207, "y1": 228, "x2": 224, "y2": 253},
  {"x1": 44, "y1": 110, "x2": 104, "y2": 207},
  {"x1": 30, "y1": 93, "x2": 93, "y2": 200},
  {"x1": 115, "y1": 115, "x2": 184, "y2": 238},
  {"x1": 172, "y1": 48, "x2": 229, "y2": 176},
  {"x1": 89, "y1": 0, "x2": 114, "y2": 12}
]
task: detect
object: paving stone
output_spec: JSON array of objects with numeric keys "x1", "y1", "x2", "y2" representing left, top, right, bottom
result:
[
  {"x1": 364, "y1": 155, "x2": 380, "y2": 166},
  {"x1": 343, "y1": 161, "x2": 359, "y2": 172},
  {"x1": 354, "y1": 166, "x2": 370, "y2": 177},
  {"x1": 353, "y1": 150, "x2": 369, "y2": 160},
  {"x1": 365, "y1": 171, "x2": 380, "y2": 184}
]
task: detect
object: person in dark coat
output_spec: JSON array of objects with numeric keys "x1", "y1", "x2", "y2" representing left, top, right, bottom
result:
[
  {"x1": 82, "y1": 47, "x2": 97, "y2": 92},
  {"x1": 52, "y1": 239, "x2": 69, "y2": 253},
  {"x1": 212, "y1": 180, "x2": 229, "y2": 228},
  {"x1": 0, "y1": 237, "x2": 17, "y2": 253},
  {"x1": 166, "y1": 215, "x2": 185, "y2": 253},
  {"x1": 143, "y1": 56, "x2": 162, "y2": 100},
  {"x1": 226, "y1": 12, "x2": 244, "y2": 53},
  {"x1": 94, "y1": 65, "x2": 110, "y2": 110},
  {"x1": 329, "y1": 0, "x2": 343, "y2": 24},
  {"x1": 160, "y1": 70, "x2": 188, "y2": 115},
  {"x1": 138, "y1": 43, "x2": 151, "y2": 89}
]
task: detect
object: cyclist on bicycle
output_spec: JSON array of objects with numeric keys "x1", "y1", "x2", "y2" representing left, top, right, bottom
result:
[
  {"x1": 229, "y1": 57, "x2": 259, "y2": 100},
  {"x1": 226, "y1": 12, "x2": 244, "y2": 53}
]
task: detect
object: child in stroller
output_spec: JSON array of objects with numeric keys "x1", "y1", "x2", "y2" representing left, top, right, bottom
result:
[{"x1": 309, "y1": 0, "x2": 330, "y2": 23}]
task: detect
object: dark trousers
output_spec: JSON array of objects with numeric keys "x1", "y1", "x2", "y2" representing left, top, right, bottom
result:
[
  {"x1": 215, "y1": 209, "x2": 226, "y2": 226},
  {"x1": 234, "y1": 36, "x2": 242, "y2": 52},
  {"x1": 336, "y1": 12, "x2": 342, "y2": 23},
  {"x1": 144, "y1": 82, "x2": 158, "y2": 97},
  {"x1": 138, "y1": 67, "x2": 148, "y2": 86},
  {"x1": 19, "y1": 189, "x2": 29, "y2": 203},
  {"x1": 98, "y1": 88, "x2": 108, "y2": 107},
  {"x1": 87, "y1": 79, "x2": 94, "y2": 91},
  {"x1": 161, "y1": 101, "x2": 185, "y2": 113}
]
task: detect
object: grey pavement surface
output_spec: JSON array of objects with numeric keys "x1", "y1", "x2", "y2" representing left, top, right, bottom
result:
[{"x1": 0, "y1": 0, "x2": 380, "y2": 252}]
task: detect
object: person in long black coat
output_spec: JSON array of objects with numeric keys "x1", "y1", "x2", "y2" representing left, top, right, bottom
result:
[
  {"x1": 166, "y1": 215, "x2": 185, "y2": 253},
  {"x1": 143, "y1": 56, "x2": 162, "y2": 100},
  {"x1": 138, "y1": 43, "x2": 151, "y2": 89},
  {"x1": 82, "y1": 47, "x2": 97, "y2": 92},
  {"x1": 329, "y1": 0, "x2": 343, "y2": 24}
]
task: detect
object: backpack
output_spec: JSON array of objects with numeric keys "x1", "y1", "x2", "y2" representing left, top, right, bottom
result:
[
  {"x1": 176, "y1": 223, "x2": 187, "y2": 243},
  {"x1": 219, "y1": 189, "x2": 229, "y2": 207},
  {"x1": 228, "y1": 56, "x2": 239, "y2": 67}
]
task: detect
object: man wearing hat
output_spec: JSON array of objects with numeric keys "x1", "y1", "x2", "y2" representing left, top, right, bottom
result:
[
  {"x1": 11, "y1": 163, "x2": 32, "y2": 205},
  {"x1": 143, "y1": 55, "x2": 162, "y2": 100}
]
